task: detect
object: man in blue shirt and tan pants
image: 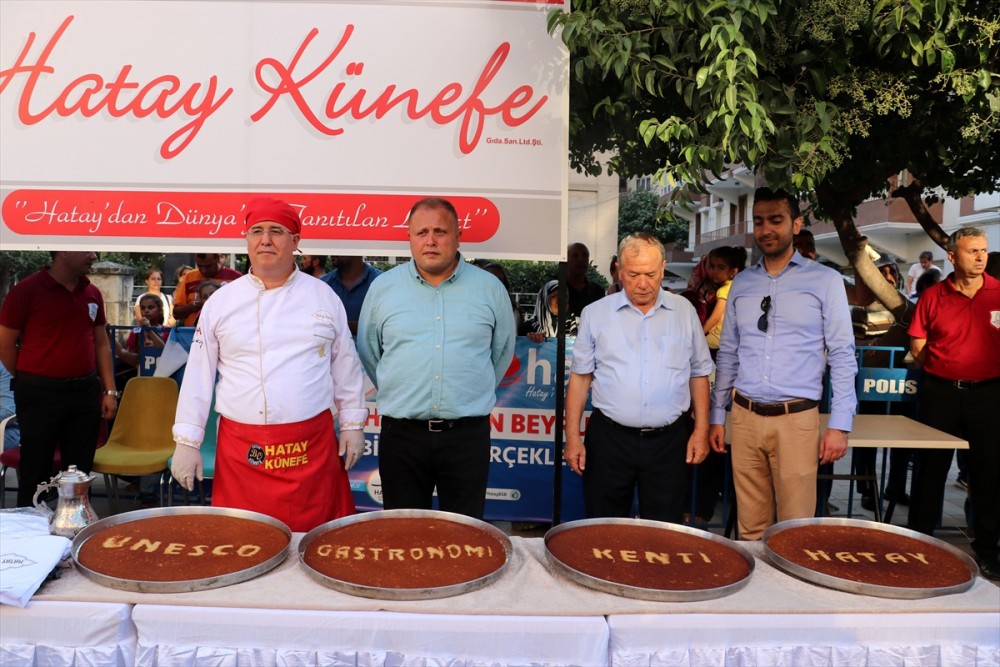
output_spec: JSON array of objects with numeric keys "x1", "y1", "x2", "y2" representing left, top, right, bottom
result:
[
  {"x1": 357, "y1": 197, "x2": 515, "y2": 520},
  {"x1": 709, "y1": 187, "x2": 857, "y2": 540}
]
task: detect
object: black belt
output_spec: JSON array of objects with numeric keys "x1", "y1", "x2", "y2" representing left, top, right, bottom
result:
[
  {"x1": 593, "y1": 409, "x2": 673, "y2": 436},
  {"x1": 926, "y1": 374, "x2": 1000, "y2": 390},
  {"x1": 381, "y1": 415, "x2": 489, "y2": 433},
  {"x1": 13, "y1": 371, "x2": 97, "y2": 391},
  {"x1": 733, "y1": 392, "x2": 818, "y2": 417}
]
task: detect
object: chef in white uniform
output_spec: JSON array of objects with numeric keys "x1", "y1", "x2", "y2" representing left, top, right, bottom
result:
[{"x1": 171, "y1": 197, "x2": 367, "y2": 531}]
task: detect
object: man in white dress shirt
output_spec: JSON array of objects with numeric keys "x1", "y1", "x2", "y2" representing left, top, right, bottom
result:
[
  {"x1": 170, "y1": 197, "x2": 368, "y2": 531},
  {"x1": 564, "y1": 233, "x2": 714, "y2": 521}
]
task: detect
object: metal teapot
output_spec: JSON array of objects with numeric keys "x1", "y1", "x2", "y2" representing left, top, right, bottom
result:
[{"x1": 32, "y1": 465, "x2": 100, "y2": 538}]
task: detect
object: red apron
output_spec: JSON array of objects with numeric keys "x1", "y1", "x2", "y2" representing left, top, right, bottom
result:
[{"x1": 213, "y1": 411, "x2": 355, "y2": 532}]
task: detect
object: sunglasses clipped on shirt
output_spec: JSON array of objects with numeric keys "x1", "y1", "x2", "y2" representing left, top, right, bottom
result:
[{"x1": 758, "y1": 296, "x2": 772, "y2": 332}]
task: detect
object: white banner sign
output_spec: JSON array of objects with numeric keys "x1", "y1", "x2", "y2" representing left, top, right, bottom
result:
[{"x1": 0, "y1": 0, "x2": 568, "y2": 258}]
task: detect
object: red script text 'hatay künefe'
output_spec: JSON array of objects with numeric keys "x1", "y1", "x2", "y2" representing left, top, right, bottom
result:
[{"x1": 0, "y1": 17, "x2": 549, "y2": 160}]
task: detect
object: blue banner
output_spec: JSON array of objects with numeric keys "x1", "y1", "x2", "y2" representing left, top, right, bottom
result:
[
  {"x1": 348, "y1": 337, "x2": 588, "y2": 522},
  {"x1": 109, "y1": 325, "x2": 168, "y2": 377}
]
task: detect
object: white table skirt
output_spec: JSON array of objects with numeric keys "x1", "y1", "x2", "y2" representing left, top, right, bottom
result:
[
  {"x1": 131, "y1": 606, "x2": 610, "y2": 667},
  {"x1": 0, "y1": 600, "x2": 136, "y2": 666},
  {"x1": 10, "y1": 537, "x2": 1000, "y2": 666},
  {"x1": 607, "y1": 612, "x2": 1000, "y2": 667}
]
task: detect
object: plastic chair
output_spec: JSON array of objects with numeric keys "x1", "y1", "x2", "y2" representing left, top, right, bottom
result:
[
  {"x1": 92, "y1": 376, "x2": 179, "y2": 514},
  {"x1": 164, "y1": 397, "x2": 219, "y2": 506}
]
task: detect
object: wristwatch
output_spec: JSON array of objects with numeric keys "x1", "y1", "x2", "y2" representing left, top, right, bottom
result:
[{"x1": 104, "y1": 390, "x2": 121, "y2": 398}]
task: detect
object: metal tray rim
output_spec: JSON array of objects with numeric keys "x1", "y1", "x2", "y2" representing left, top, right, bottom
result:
[
  {"x1": 297, "y1": 509, "x2": 513, "y2": 600},
  {"x1": 762, "y1": 517, "x2": 978, "y2": 599},
  {"x1": 71, "y1": 506, "x2": 291, "y2": 594},
  {"x1": 543, "y1": 517, "x2": 755, "y2": 602}
]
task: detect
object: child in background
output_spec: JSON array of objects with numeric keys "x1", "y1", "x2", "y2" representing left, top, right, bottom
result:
[
  {"x1": 685, "y1": 246, "x2": 745, "y2": 527},
  {"x1": 116, "y1": 294, "x2": 170, "y2": 369},
  {"x1": 702, "y1": 246, "x2": 747, "y2": 353},
  {"x1": 191, "y1": 280, "x2": 222, "y2": 326}
]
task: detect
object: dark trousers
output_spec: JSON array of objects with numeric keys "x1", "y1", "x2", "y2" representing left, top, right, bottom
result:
[
  {"x1": 378, "y1": 416, "x2": 491, "y2": 519},
  {"x1": 908, "y1": 377, "x2": 1000, "y2": 561},
  {"x1": 686, "y1": 448, "x2": 728, "y2": 521},
  {"x1": 13, "y1": 375, "x2": 102, "y2": 507},
  {"x1": 582, "y1": 409, "x2": 689, "y2": 522}
]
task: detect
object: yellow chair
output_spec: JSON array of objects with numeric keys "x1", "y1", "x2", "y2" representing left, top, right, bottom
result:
[{"x1": 92, "y1": 376, "x2": 178, "y2": 514}]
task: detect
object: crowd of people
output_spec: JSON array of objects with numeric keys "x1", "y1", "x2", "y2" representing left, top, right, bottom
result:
[{"x1": 1, "y1": 189, "x2": 996, "y2": 582}]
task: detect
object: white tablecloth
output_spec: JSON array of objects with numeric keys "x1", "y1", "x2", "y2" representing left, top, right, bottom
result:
[
  {"x1": 0, "y1": 600, "x2": 136, "y2": 666},
  {"x1": 131, "y1": 606, "x2": 609, "y2": 666},
  {"x1": 31, "y1": 537, "x2": 1000, "y2": 616},
  {"x1": 608, "y1": 612, "x2": 1000, "y2": 666},
  {"x1": 8, "y1": 536, "x2": 1000, "y2": 666}
]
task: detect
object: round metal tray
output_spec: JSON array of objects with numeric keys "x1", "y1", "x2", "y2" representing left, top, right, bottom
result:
[
  {"x1": 762, "y1": 517, "x2": 978, "y2": 599},
  {"x1": 298, "y1": 509, "x2": 512, "y2": 600},
  {"x1": 543, "y1": 517, "x2": 755, "y2": 602},
  {"x1": 71, "y1": 506, "x2": 291, "y2": 593}
]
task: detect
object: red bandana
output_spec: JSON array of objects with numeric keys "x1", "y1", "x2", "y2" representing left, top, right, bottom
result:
[{"x1": 244, "y1": 197, "x2": 301, "y2": 234}]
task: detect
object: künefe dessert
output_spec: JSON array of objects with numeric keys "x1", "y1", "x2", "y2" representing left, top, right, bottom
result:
[
  {"x1": 303, "y1": 517, "x2": 506, "y2": 589},
  {"x1": 767, "y1": 524, "x2": 972, "y2": 588},
  {"x1": 546, "y1": 523, "x2": 750, "y2": 591},
  {"x1": 77, "y1": 514, "x2": 289, "y2": 581}
]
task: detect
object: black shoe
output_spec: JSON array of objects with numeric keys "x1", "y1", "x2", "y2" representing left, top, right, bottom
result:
[
  {"x1": 860, "y1": 495, "x2": 876, "y2": 511},
  {"x1": 976, "y1": 558, "x2": 1000, "y2": 582},
  {"x1": 884, "y1": 491, "x2": 910, "y2": 506}
]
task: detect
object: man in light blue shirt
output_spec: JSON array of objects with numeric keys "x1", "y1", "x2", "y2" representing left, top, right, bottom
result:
[
  {"x1": 709, "y1": 187, "x2": 856, "y2": 540},
  {"x1": 565, "y1": 233, "x2": 714, "y2": 522},
  {"x1": 357, "y1": 197, "x2": 515, "y2": 519}
]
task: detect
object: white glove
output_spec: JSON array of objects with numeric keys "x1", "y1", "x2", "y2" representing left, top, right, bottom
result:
[
  {"x1": 339, "y1": 430, "x2": 366, "y2": 471},
  {"x1": 170, "y1": 443, "x2": 203, "y2": 491}
]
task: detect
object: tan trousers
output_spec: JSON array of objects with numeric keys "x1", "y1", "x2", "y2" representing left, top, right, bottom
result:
[{"x1": 730, "y1": 402, "x2": 820, "y2": 540}]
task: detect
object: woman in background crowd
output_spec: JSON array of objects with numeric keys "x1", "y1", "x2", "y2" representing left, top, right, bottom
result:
[
  {"x1": 174, "y1": 264, "x2": 194, "y2": 284},
  {"x1": 134, "y1": 267, "x2": 175, "y2": 327},
  {"x1": 605, "y1": 255, "x2": 622, "y2": 295}
]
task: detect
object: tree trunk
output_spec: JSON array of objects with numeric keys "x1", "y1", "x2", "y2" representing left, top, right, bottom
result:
[
  {"x1": 892, "y1": 180, "x2": 950, "y2": 250},
  {"x1": 816, "y1": 183, "x2": 915, "y2": 329}
]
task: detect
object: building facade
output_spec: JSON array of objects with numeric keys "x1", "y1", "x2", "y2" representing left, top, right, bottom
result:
[{"x1": 630, "y1": 168, "x2": 1000, "y2": 278}]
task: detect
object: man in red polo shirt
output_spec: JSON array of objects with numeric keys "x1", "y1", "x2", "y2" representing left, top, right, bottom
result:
[
  {"x1": 0, "y1": 251, "x2": 119, "y2": 506},
  {"x1": 172, "y1": 253, "x2": 242, "y2": 326},
  {"x1": 908, "y1": 226, "x2": 1000, "y2": 581}
]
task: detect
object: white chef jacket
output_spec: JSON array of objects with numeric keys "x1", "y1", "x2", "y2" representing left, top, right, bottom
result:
[{"x1": 173, "y1": 270, "x2": 368, "y2": 448}]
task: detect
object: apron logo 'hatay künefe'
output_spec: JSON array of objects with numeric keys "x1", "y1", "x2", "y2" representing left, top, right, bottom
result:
[{"x1": 247, "y1": 443, "x2": 266, "y2": 466}]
